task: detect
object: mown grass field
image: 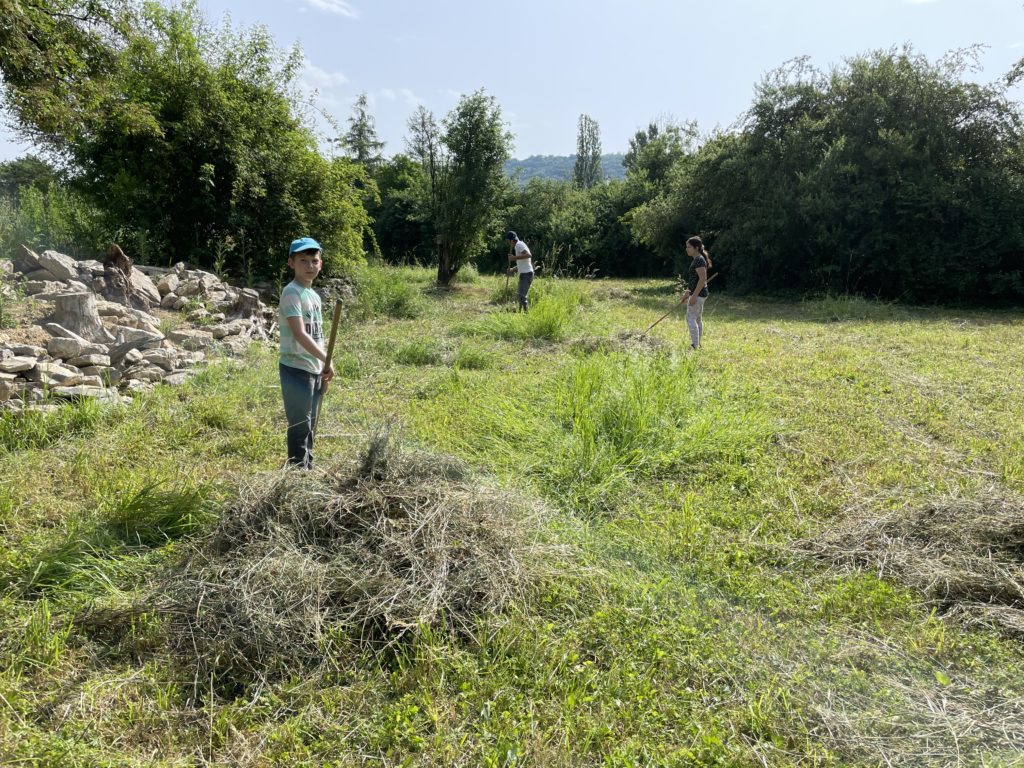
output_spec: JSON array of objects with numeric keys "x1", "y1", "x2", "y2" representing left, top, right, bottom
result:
[{"x1": 2, "y1": 266, "x2": 1023, "y2": 767}]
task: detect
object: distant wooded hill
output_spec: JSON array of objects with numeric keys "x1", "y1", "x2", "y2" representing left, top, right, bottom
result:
[{"x1": 504, "y1": 154, "x2": 626, "y2": 183}]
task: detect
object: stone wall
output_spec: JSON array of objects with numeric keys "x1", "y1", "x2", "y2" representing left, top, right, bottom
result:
[{"x1": 1, "y1": 246, "x2": 274, "y2": 412}]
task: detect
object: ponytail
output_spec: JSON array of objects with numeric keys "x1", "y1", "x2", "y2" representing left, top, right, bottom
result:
[{"x1": 686, "y1": 236, "x2": 712, "y2": 269}]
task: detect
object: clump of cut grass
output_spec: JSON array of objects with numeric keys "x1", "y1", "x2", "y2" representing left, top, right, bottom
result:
[
  {"x1": 799, "y1": 489, "x2": 1024, "y2": 636},
  {"x1": 350, "y1": 264, "x2": 426, "y2": 320},
  {"x1": 571, "y1": 330, "x2": 667, "y2": 356},
  {"x1": 393, "y1": 339, "x2": 442, "y2": 366},
  {"x1": 154, "y1": 432, "x2": 559, "y2": 690}
]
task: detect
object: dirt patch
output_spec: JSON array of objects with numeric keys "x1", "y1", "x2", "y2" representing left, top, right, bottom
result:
[
  {"x1": 0, "y1": 291, "x2": 52, "y2": 348},
  {"x1": 798, "y1": 490, "x2": 1024, "y2": 636}
]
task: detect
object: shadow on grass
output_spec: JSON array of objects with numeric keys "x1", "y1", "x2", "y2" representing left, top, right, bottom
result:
[{"x1": 621, "y1": 282, "x2": 1024, "y2": 327}]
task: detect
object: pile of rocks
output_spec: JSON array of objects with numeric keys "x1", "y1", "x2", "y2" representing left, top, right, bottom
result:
[{"x1": 1, "y1": 245, "x2": 274, "y2": 411}]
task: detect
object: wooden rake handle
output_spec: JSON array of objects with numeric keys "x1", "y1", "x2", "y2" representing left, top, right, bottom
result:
[{"x1": 315, "y1": 301, "x2": 344, "y2": 428}]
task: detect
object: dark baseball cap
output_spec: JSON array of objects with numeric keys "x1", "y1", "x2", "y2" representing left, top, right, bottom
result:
[{"x1": 504, "y1": 231, "x2": 517, "y2": 241}]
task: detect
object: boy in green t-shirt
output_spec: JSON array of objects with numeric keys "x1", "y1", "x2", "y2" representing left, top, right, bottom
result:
[{"x1": 279, "y1": 237, "x2": 335, "y2": 468}]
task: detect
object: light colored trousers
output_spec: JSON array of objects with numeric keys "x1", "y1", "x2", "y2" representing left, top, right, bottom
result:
[{"x1": 685, "y1": 296, "x2": 706, "y2": 348}]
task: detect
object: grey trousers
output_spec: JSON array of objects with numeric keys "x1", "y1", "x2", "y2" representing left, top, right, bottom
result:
[
  {"x1": 518, "y1": 271, "x2": 534, "y2": 312},
  {"x1": 685, "y1": 296, "x2": 706, "y2": 348}
]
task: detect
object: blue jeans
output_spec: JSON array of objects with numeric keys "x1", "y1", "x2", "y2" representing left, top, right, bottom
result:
[
  {"x1": 518, "y1": 271, "x2": 534, "y2": 312},
  {"x1": 279, "y1": 363, "x2": 323, "y2": 469}
]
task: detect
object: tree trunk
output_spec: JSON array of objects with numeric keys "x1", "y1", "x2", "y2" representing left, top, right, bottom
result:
[
  {"x1": 50, "y1": 292, "x2": 114, "y2": 343},
  {"x1": 436, "y1": 244, "x2": 456, "y2": 286}
]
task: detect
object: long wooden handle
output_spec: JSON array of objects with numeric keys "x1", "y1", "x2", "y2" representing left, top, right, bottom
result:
[
  {"x1": 321, "y1": 301, "x2": 343, "y2": 394},
  {"x1": 642, "y1": 273, "x2": 717, "y2": 336}
]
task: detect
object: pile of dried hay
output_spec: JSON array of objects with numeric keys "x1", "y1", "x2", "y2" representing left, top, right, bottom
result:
[
  {"x1": 157, "y1": 433, "x2": 559, "y2": 689},
  {"x1": 799, "y1": 490, "x2": 1024, "y2": 635}
]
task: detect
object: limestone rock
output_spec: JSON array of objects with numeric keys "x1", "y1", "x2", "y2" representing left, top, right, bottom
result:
[
  {"x1": 0, "y1": 356, "x2": 38, "y2": 373},
  {"x1": 167, "y1": 328, "x2": 215, "y2": 351},
  {"x1": 160, "y1": 292, "x2": 179, "y2": 309},
  {"x1": 110, "y1": 324, "x2": 163, "y2": 344},
  {"x1": 50, "y1": 385, "x2": 121, "y2": 403},
  {"x1": 43, "y1": 323, "x2": 88, "y2": 343},
  {"x1": 47, "y1": 336, "x2": 87, "y2": 359},
  {"x1": 8, "y1": 344, "x2": 46, "y2": 358},
  {"x1": 120, "y1": 348, "x2": 144, "y2": 365},
  {"x1": 68, "y1": 354, "x2": 111, "y2": 368},
  {"x1": 141, "y1": 349, "x2": 176, "y2": 371},
  {"x1": 23, "y1": 280, "x2": 68, "y2": 296},
  {"x1": 77, "y1": 259, "x2": 106, "y2": 276},
  {"x1": 208, "y1": 318, "x2": 250, "y2": 339},
  {"x1": 129, "y1": 268, "x2": 161, "y2": 306},
  {"x1": 13, "y1": 245, "x2": 42, "y2": 274},
  {"x1": 38, "y1": 250, "x2": 79, "y2": 281},
  {"x1": 162, "y1": 370, "x2": 194, "y2": 386},
  {"x1": 26, "y1": 361, "x2": 83, "y2": 387},
  {"x1": 158, "y1": 273, "x2": 180, "y2": 297},
  {"x1": 122, "y1": 364, "x2": 165, "y2": 383}
]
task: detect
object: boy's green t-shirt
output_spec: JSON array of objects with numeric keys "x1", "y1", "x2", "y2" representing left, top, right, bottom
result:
[{"x1": 279, "y1": 280, "x2": 324, "y2": 374}]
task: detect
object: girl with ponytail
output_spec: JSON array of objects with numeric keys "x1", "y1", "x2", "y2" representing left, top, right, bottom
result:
[{"x1": 680, "y1": 236, "x2": 711, "y2": 349}]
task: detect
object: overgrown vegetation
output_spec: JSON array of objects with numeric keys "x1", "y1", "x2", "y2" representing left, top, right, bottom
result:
[
  {"x1": 5, "y1": 2, "x2": 1021, "y2": 301},
  {"x1": 2, "y1": 270, "x2": 1024, "y2": 765}
]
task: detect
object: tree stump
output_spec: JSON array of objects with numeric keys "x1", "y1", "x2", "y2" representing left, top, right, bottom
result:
[
  {"x1": 229, "y1": 288, "x2": 266, "y2": 319},
  {"x1": 51, "y1": 292, "x2": 115, "y2": 343},
  {"x1": 98, "y1": 243, "x2": 156, "y2": 310}
]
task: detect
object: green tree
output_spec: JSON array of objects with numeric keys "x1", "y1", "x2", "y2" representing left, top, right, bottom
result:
[
  {"x1": 573, "y1": 113, "x2": 603, "y2": 189},
  {"x1": 633, "y1": 48, "x2": 1024, "y2": 302},
  {"x1": 0, "y1": 156, "x2": 61, "y2": 201},
  {"x1": 623, "y1": 121, "x2": 696, "y2": 184},
  {"x1": 340, "y1": 92, "x2": 385, "y2": 172},
  {"x1": 407, "y1": 91, "x2": 513, "y2": 285},
  {"x1": 0, "y1": 0, "x2": 134, "y2": 147},
  {"x1": 72, "y1": 1, "x2": 369, "y2": 276},
  {"x1": 371, "y1": 153, "x2": 431, "y2": 262}
]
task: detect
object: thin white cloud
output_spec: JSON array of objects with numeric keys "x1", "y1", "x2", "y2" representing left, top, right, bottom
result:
[
  {"x1": 380, "y1": 88, "x2": 397, "y2": 101},
  {"x1": 400, "y1": 88, "x2": 422, "y2": 108},
  {"x1": 301, "y1": 61, "x2": 349, "y2": 91},
  {"x1": 301, "y1": 0, "x2": 358, "y2": 18},
  {"x1": 299, "y1": 61, "x2": 348, "y2": 109}
]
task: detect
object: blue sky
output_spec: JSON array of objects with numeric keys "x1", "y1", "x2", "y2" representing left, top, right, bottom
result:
[{"x1": 2, "y1": 0, "x2": 1022, "y2": 161}]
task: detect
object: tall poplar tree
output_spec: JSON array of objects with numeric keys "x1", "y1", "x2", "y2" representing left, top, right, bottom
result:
[{"x1": 573, "y1": 113, "x2": 603, "y2": 189}]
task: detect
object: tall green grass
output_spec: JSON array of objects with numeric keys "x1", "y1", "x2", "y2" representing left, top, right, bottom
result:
[
  {"x1": 475, "y1": 280, "x2": 588, "y2": 341},
  {"x1": 0, "y1": 397, "x2": 109, "y2": 453},
  {"x1": 546, "y1": 352, "x2": 774, "y2": 512},
  {"x1": 350, "y1": 264, "x2": 427, "y2": 320}
]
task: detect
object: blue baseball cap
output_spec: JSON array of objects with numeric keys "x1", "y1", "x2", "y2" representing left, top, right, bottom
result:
[{"x1": 289, "y1": 236, "x2": 322, "y2": 255}]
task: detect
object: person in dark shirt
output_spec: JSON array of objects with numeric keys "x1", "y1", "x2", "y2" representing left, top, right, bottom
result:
[{"x1": 679, "y1": 235, "x2": 712, "y2": 349}]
